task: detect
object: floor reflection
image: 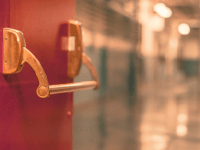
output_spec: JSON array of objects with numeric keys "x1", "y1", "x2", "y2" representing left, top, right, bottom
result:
[{"x1": 73, "y1": 76, "x2": 200, "y2": 150}]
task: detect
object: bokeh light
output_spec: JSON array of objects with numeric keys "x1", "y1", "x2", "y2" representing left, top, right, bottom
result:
[
  {"x1": 178, "y1": 23, "x2": 190, "y2": 35},
  {"x1": 154, "y1": 3, "x2": 172, "y2": 18},
  {"x1": 177, "y1": 125, "x2": 188, "y2": 137}
]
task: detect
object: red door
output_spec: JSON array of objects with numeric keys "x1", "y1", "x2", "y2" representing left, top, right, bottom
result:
[{"x1": 0, "y1": 0, "x2": 75, "y2": 149}]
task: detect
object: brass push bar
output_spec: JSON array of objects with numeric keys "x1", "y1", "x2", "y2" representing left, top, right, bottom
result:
[
  {"x1": 2, "y1": 25, "x2": 99, "y2": 98},
  {"x1": 49, "y1": 53, "x2": 99, "y2": 95},
  {"x1": 49, "y1": 81, "x2": 97, "y2": 94}
]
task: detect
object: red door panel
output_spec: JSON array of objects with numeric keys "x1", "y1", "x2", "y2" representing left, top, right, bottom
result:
[{"x1": 0, "y1": 0, "x2": 75, "y2": 150}]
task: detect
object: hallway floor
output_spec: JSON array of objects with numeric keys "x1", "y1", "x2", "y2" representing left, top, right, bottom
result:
[{"x1": 73, "y1": 76, "x2": 200, "y2": 150}]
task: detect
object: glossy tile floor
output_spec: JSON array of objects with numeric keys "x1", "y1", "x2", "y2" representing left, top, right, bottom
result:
[{"x1": 73, "y1": 76, "x2": 200, "y2": 150}]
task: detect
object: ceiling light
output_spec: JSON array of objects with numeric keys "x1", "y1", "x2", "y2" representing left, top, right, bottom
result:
[
  {"x1": 154, "y1": 3, "x2": 165, "y2": 13},
  {"x1": 154, "y1": 3, "x2": 172, "y2": 18},
  {"x1": 178, "y1": 23, "x2": 190, "y2": 35}
]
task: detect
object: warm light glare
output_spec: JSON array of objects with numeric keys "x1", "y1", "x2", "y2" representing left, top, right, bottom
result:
[
  {"x1": 178, "y1": 23, "x2": 190, "y2": 35},
  {"x1": 177, "y1": 125, "x2": 187, "y2": 137},
  {"x1": 177, "y1": 114, "x2": 187, "y2": 123},
  {"x1": 151, "y1": 15, "x2": 165, "y2": 31},
  {"x1": 82, "y1": 28, "x2": 92, "y2": 47},
  {"x1": 154, "y1": 3, "x2": 165, "y2": 13},
  {"x1": 160, "y1": 7, "x2": 172, "y2": 18},
  {"x1": 154, "y1": 3, "x2": 172, "y2": 18}
]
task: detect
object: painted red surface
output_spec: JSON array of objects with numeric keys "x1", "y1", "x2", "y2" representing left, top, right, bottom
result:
[{"x1": 0, "y1": 0, "x2": 75, "y2": 149}]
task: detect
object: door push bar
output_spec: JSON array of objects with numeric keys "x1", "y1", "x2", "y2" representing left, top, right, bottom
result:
[{"x1": 2, "y1": 21, "x2": 99, "y2": 98}]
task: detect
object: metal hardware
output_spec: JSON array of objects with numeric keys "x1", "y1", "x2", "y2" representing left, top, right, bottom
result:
[
  {"x1": 82, "y1": 53, "x2": 100, "y2": 89},
  {"x1": 21, "y1": 47, "x2": 50, "y2": 98},
  {"x1": 49, "y1": 81, "x2": 97, "y2": 94},
  {"x1": 49, "y1": 53, "x2": 100, "y2": 94},
  {"x1": 2, "y1": 27, "x2": 99, "y2": 98},
  {"x1": 3, "y1": 28, "x2": 25, "y2": 74},
  {"x1": 67, "y1": 20, "x2": 83, "y2": 78}
]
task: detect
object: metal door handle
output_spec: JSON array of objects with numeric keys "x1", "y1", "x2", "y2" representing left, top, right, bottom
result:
[
  {"x1": 49, "y1": 53, "x2": 99, "y2": 95},
  {"x1": 3, "y1": 28, "x2": 99, "y2": 98}
]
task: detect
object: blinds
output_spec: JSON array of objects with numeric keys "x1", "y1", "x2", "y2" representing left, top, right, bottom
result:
[{"x1": 75, "y1": 0, "x2": 141, "y2": 44}]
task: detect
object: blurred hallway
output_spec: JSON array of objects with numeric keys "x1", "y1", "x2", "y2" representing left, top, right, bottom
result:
[
  {"x1": 74, "y1": 76, "x2": 200, "y2": 150},
  {"x1": 73, "y1": 0, "x2": 200, "y2": 149}
]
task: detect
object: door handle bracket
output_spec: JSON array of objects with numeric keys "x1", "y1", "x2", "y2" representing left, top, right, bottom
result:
[{"x1": 21, "y1": 47, "x2": 50, "y2": 98}]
